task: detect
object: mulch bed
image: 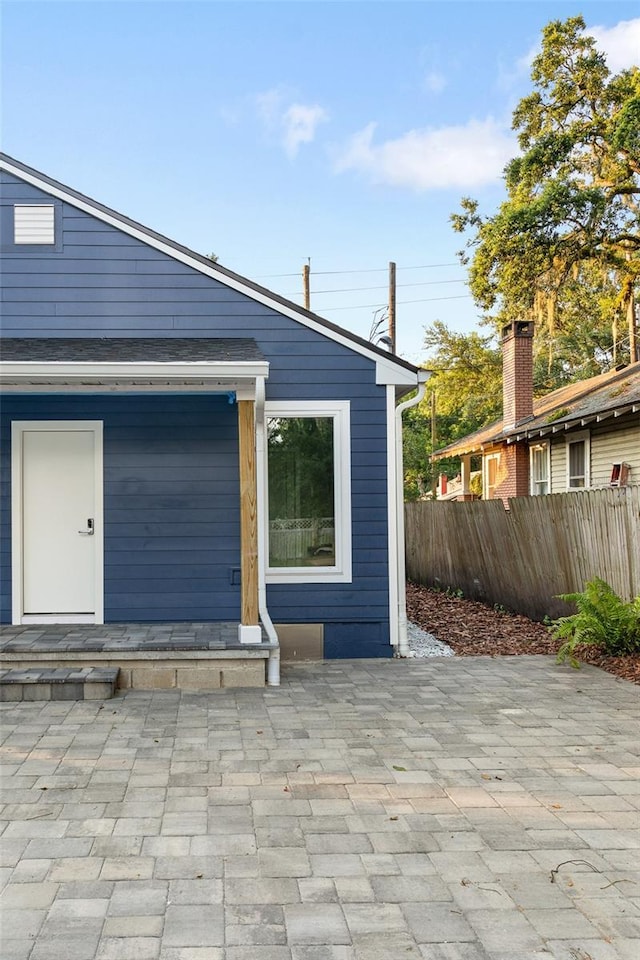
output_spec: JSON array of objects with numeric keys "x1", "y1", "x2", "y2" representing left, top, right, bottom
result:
[{"x1": 406, "y1": 581, "x2": 640, "y2": 685}]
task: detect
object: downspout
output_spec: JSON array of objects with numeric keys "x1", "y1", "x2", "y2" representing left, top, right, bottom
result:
[
  {"x1": 255, "y1": 376, "x2": 280, "y2": 685},
  {"x1": 394, "y1": 369, "x2": 430, "y2": 657}
]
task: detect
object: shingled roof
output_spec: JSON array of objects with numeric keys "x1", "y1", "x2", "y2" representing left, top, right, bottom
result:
[
  {"x1": 433, "y1": 362, "x2": 640, "y2": 461},
  {"x1": 0, "y1": 337, "x2": 266, "y2": 363}
]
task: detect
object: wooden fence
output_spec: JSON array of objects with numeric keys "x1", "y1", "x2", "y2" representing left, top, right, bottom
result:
[{"x1": 405, "y1": 486, "x2": 640, "y2": 621}]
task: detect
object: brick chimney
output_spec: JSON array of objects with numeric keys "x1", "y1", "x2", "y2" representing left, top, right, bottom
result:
[{"x1": 502, "y1": 320, "x2": 534, "y2": 431}]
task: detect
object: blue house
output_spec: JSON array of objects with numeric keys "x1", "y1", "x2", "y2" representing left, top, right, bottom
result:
[{"x1": 0, "y1": 153, "x2": 427, "y2": 687}]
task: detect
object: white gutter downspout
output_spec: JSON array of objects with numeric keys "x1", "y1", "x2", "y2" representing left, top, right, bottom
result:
[
  {"x1": 255, "y1": 376, "x2": 280, "y2": 685},
  {"x1": 394, "y1": 369, "x2": 431, "y2": 657}
]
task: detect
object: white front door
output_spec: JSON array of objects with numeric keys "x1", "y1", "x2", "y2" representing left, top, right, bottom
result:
[{"x1": 12, "y1": 421, "x2": 103, "y2": 623}]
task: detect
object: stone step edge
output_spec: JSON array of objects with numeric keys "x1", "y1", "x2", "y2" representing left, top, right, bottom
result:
[
  {"x1": 0, "y1": 666, "x2": 120, "y2": 685},
  {"x1": 0, "y1": 666, "x2": 120, "y2": 702}
]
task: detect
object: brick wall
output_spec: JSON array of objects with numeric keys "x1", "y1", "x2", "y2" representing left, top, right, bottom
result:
[{"x1": 494, "y1": 444, "x2": 530, "y2": 503}]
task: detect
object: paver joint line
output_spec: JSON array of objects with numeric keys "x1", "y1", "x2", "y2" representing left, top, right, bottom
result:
[{"x1": 0, "y1": 656, "x2": 638, "y2": 958}]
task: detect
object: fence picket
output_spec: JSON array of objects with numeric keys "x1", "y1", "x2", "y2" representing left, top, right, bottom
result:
[{"x1": 405, "y1": 487, "x2": 640, "y2": 621}]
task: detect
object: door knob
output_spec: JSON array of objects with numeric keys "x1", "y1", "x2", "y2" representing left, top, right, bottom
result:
[{"x1": 78, "y1": 518, "x2": 94, "y2": 536}]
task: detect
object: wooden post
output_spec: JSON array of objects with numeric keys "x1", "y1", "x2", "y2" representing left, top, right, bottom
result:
[
  {"x1": 303, "y1": 263, "x2": 311, "y2": 311},
  {"x1": 627, "y1": 252, "x2": 637, "y2": 363},
  {"x1": 430, "y1": 389, "x2": 437, "y2": 500},
  {"x1": 388, "y1": 261, "x2": 396, "y2": 353},
  {"x1": 460, "y1": 455, "x2": 472, "y2": 500},
  {"x1": 627, "y1": 291, "x2": 637, "y2": 363},
  {"x1": 238, "y1": 400, "x2": 259, "y2": 627}
]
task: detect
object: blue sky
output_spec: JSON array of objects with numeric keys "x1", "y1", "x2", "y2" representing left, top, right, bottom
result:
[{"x1": 2, "y1": 1, "x2": 639, "y2": 362}]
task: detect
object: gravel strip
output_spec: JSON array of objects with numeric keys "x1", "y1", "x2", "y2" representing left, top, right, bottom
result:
[{"x1": 406, "y1": 621, "x2": 455, "y2": 658}]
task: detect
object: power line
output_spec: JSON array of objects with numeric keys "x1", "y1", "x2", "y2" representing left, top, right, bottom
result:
[
  {"x1": 255, "y1": 262, "x2": 459, "y2": 279},
  {"x1": 320, "y1": 294, "x2": 472, "y2": 311},
  {"x1": 282, "y1": 278, "x2": 466, "y2": 297}
]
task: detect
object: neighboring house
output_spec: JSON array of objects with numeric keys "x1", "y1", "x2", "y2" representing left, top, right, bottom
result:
[
  {"x1": 434, "y1": 472, "x2": 481, "y2": 501},
  {"x1": 432, "y1": 320, "x2": 640, "y2": 503},
  {"x1": 0, "y1": 153, "x2": 427, "y2": 672}
]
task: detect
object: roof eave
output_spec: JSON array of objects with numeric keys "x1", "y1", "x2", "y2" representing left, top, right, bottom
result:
[{"x1": 0, "y1": 152, "x2": 419, "y2": 382}]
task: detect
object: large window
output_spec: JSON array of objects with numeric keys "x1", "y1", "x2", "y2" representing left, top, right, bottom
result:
[
  {"x1": 566, "y1": 432, "x2": 590, "y2": 489},
  {"x1": 265, "y1": 401, "x2": 351, "y2": 583},
  {"x1": 529, "y1": 442, "x2": 550, "y2": 495}
]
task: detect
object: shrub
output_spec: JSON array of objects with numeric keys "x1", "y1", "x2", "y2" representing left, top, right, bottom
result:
[{"x1": 550, "y1": 578, "x2": 640, "y2": 667}]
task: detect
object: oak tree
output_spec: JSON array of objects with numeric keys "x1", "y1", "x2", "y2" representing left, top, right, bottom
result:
[{"x1": 452, "y1": 16, "x2": 640, "y2": 372}]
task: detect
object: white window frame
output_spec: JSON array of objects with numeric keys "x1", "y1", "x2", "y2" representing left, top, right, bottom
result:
[
  {"x1": 483, "y1": 452, "x2": 501, "y2": 500},
  {"x1": 14, "y1": 204, "x2": 56, "y2": 244},
  {"x1": 264, "y1": 400, "x2": 352, "y2": 584},
  {"x1": 566, "y1": 431, "x2": 591, "y2": 490},
  {"x1": 529, "y1": 441, "x2": 551, "y2": 496}
]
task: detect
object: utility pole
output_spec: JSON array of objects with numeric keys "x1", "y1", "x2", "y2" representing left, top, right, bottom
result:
[
  {"x1": 303, "y1": 260, "x2": 311, "y2": 311},
  {"x1": 388, "y1": 261, "x2": 396, "y2": 353},
  {"x1": 625, "y1": 251, "x2": 637, "y2": 363},
  {"x1": 430, "y1": 389, "x2": 437, "y2": 500}
]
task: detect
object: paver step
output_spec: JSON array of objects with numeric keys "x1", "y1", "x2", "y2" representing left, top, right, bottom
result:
[{"x1": 0, "y1": 666, "x2": 119, "y2": 701}]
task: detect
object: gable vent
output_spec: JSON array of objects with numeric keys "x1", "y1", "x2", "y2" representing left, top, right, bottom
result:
[{"x1": 14, "y1": 204, "x2": 55, "y2": 244}]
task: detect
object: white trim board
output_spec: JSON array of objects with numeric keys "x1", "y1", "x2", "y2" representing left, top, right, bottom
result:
[
  {"x1": 1, "y1": 155, "x2": 419, "y2": 386},
  {"x1": 11, "y1": 420, "x2": 104, "y2": 625},
  {"x1": 264, "y1": 400, "x2": 352, "y2": 585},
  {"x1": 0, "y1": 360, "x2": 270, "y2": 382}
]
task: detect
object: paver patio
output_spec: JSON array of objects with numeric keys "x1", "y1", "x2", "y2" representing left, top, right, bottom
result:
[{"x1": 1, "y1": 655, "x2": 639, "y2": 960}]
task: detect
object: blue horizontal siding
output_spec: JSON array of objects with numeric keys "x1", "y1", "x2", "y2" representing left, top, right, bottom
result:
[
  {"x1": 0, "y1": 394, "x2": 242, "y2": 623},
  {"x1": 0, "y1": 170, "x2": 397, "y2": 651}
]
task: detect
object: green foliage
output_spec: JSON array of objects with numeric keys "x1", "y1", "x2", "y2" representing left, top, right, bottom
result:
[
  {"x1": 550, "y1": 578, "x2": 640, "y2": 667},
  {"x1": 267, "y1": 416, "x2": 334, "y2": 522},
  {"x1": 452, "y1": 15, "x2": 639, "y2": 374},
  {"x1": 402, "y1": 321, "x2": 501, "y2": 500},
  {"x1": 423, "y1": 321, "x2": 503, "y2": 435},
  {"x1": 403, "y1": 402, "x2": 433, "y2": 500},
  {"x1": 545, "y1": 407, "x2": 570, "y2": 423}
]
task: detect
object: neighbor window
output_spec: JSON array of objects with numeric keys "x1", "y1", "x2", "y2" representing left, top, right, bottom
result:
[
  {"x1": 529, "y1": 442, "x2": 550, "y2": 495},
  {"x1": 484, "y1": 453, "x2": 501, "y2": 500},
  {"x1": 566, "y1": 432, "x2": 590, "y2": 489},
  {"x1": 14, "y1": 204, "x2": 55, "y2": 244},
  {"x1": 265, "y1": 401, "x2": 351, "y2": 583}
]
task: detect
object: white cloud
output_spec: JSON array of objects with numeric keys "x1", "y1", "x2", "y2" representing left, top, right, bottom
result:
[
  {"x1": 282, "y1": 103, "x2": 329, "y2": 158},
  {"x1": 589, "y1": 18, "x2": 640, "y2": 72},
  {"x1": 334, "y1": 118, "x2": 516, "y2": 191},
  {"x1": 255, "y1": 88, "x2": 328, "y2": 157}
]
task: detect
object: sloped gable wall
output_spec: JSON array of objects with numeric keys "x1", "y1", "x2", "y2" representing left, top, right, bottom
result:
[{"x1": 0, "y1": 172, "x2": 390, "y2": 652}]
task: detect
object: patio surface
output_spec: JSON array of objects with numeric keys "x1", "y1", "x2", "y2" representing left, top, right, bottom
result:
[
  {"x1": 0, "y1": 622, "x2": 272, "y2": 652},
  {"x1": 1, "y1": 655, "x2": 639, "y2": 960}
]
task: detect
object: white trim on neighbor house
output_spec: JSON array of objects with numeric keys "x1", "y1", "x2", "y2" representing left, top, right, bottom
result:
[
  {"x1": 483, "y1": 451, "x2": 501, "y2": 500},
  {"x1": 264, "y1": 400, "x2": 352, "y2": 585},
  {"x1": 529, "y1": 440, "x2": 551, "y2": 496},
  {"x1": 0, "y1": 156, "x2": 418, "y2": 386},
  {"x1": 566, "y1": 430, "x2": 591, "y2": 489},
  {"x1": 11, "y1": 420, "x2": 104, "y2": 625}
]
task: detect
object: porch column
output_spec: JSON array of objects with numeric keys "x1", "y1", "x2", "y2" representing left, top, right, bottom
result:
[
  {"x1": 237, "y1": 399, "x2": 261, "y2": 644},
  {"x1": 459, "y1": 455, "x2": 474, "y2": 500}
]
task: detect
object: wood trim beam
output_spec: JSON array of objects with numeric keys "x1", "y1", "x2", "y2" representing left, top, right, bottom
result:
[{"x1": 238, "y1": 400, "x2": 259, "y2": 626}]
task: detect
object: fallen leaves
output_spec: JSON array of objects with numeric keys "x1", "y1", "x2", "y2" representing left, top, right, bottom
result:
[{"x1": 406, "y1": 581, "x2": 640, "y2": 685}]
